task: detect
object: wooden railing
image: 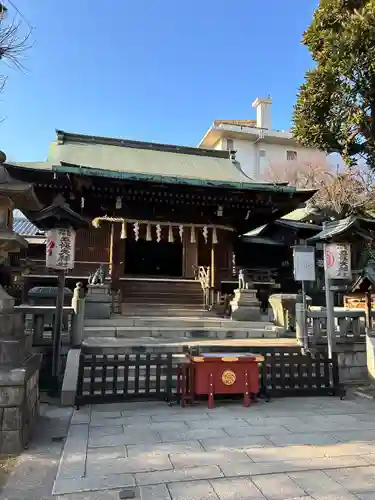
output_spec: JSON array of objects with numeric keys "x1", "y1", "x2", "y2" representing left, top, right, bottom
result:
[
  {"x1": 233, "y1": 267, "x2": 277, "y2": 284},
  {"x1": 15, "y1": 283, "x2": 86, "y2": 348},
  {"x1": 306, "y1": 307, "x2": 369, "y2": 344},
  {"x1": 17, "y1": 305, "x2": 74, "y2": 347},
  {"x1": 65, "y1": 343, "x2": 344, "y2": 407},
  {"x1": 20, "y1": 259, "x2": 108, "y2": 278},
  {"x1": 192, "y1": 265, "x2": 211, "y2": 309}
]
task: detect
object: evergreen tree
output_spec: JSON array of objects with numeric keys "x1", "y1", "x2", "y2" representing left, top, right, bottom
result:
[{"x1": 293, "y1": 0, "x2": 375, "y2": 169}]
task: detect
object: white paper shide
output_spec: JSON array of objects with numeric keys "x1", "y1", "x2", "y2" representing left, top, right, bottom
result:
[{"x1": 46, "y1": 228, "x2": 76, "y2": 270}]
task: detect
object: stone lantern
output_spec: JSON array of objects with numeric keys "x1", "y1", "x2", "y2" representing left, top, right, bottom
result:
[{"x1": 0, "y1": 152, "x2": 42, "y2": 453}]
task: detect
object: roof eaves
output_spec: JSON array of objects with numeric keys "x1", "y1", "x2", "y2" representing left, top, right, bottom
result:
[
  {"x1": 54, "y1": 163, "x2": 298, "y2": 193},
  {"x1": 197, "y1": 124, "x2": 215, "y2": 148}
]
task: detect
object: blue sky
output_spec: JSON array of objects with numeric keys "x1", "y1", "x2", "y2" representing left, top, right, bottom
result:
[{"x1": 1, "y1": 0, "x2": 318, "y2": 161}]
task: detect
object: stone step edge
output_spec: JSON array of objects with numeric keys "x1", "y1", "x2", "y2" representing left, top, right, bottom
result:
[{"x1": 84, "y1": 326, "x2": 279, "y2": 333}]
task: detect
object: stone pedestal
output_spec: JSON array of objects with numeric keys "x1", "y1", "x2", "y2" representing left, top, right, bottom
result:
[
  {"x1": 85, "y1": 284, "x2": 112, "y2": 320},
  {"x1": 269, "y1": 293, "x2": 312, "y2": 331},
  {"x1": 230, "y1": 288, "x2": 261, "y2": 321},
  {"x1": 0, "y1": 286, "x2": 42, "y2": 454}
]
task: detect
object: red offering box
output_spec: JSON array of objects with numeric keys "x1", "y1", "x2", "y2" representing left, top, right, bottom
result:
[{"x1": 186, "y1": 353, "x2": 264, "y2": 408}]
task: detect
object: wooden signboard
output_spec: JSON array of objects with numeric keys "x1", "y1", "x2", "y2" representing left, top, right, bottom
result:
[{"x1": 344, "y1": 294, "x2": 375, "y2": 309}]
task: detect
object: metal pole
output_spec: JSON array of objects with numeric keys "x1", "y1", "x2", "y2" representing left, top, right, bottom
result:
[
  {"x1": 301, "y1": 280, "x2": 308, "y2": 351},
  {"x1": 51, "y1": 269, "x2": 66, "y2": 395},
  {"x1": 323, "y1": 243, "x2": 334, "y2": 359}
]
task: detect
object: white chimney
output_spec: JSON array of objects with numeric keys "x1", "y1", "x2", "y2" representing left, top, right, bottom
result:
[{"x1": 252, "y1": 97, "x2": 272, "y2": 130}]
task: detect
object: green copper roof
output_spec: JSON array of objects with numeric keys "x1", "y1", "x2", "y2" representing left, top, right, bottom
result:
[
  {"x1": 54, "y1": 162, "x2": 297, "y2": 192},
  {"x1": 47, "y1": 130, "x2": 298, "y2": 192}
]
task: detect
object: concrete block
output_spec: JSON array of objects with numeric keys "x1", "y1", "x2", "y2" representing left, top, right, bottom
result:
[
  {"x1": 0, "y1": 385, "x2": 24, "y2": 407},
  {"x1": 252, "y1": 473, "x2": 307, "y2": 499},
  {"x1": 88, "y1": 430, "x2": 161, "y2": 447},
  {"x1": 139, "y1": 484, "x2": 171, "y2": 500},
  {"x1": 168, "y1": 480, "x2": 218, "y2": 500},
  {"x1": 169, "y1": 450, "x2": 251, "y2": 469},
  {"x1": 86, "y1": 454, "x2": 172, "y2": 476},
  {"x1": 211, "y1": 477, "x2": 266, "y2": 499},
  {"x1": 0, "y1": 429, "x2": 23, "y2": 454},
  {"x1": 135, "y1": 464, "x2": 223, "y2": 486},
  {"x1": 53, "y1": 473, "x2": 136, "y2": 496},
  {"x1": 289, "y1": 470, "x2": 355, "y2": 497},
  {"x1": 159, "y1": 427, "x2": 227, "y2": 443},
  {"x1": 325, "y1": 465, "x2": 375, "y2": 494},
  {"x1": 127, "y1": 440, "x2": 203, "y2": 458},
  {"x1": 200, "y1": 435, "x2": 273, "y2": 451},
  {"x1": 61, "y1": 348, "x2": 81, "y2": 406},
  {"x1": 2, "y1": 407, "x2": 22, "y2": 430}
]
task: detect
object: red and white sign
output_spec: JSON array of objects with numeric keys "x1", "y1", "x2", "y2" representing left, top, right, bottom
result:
[
  {"x1": 324, "y1": 243, "x2": 351, "y2": 280},
  {"x1": 46, "y1": 228, "x2": 76, "y2": 270}
]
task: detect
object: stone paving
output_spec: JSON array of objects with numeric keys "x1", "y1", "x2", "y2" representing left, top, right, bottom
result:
[{"x1": 50, "y1": 395, "x2": 375, "y2": 499}]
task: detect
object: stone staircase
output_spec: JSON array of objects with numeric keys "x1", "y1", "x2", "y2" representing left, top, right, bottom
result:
[
  {"x1": 84, "y1": 316, "x2": 282, "y2": 341},
  {"x1": 120, "y1": 278, "x2": 205, "y2": 317},
  {"x1": 83, "y1": 278, "x2": 283, "y2": 342}
]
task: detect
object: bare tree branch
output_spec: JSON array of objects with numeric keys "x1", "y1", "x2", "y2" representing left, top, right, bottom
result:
[
  {"x1": 0, "y1": 6, "x2": 33, "y2": 96},
  {"x1": 264, "y1": 160, "x2": 375, "y2": 219}
]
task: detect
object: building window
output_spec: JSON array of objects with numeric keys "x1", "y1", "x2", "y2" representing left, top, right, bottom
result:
[
  {"x1": 287, "y1": 150, "x2": 297, "y2": 161},
  {"x1": 259, "y1": 150, "x2": 266, "y2": 158},
  {"x1": 226, "y1": 138, "x2": 234, "y2": 150}
]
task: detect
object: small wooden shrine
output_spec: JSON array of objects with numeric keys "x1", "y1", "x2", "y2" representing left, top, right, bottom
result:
[
  {"x1": 7, "y1": 130, "x2": 314, "y2": 299},
  {"x1": 308, "y1": 215, "x2": 375, "y2": 307}
]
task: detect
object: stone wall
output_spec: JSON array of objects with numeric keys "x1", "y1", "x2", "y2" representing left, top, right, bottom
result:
[
  {"x1": 0, "y1": 354, "x2": 41, "y2": 454},
  {"x1": 335, "y1": 343, "x2": 367, "y2": 384},
  {"x1": 0, "y1": 287, "x2": 42, "y2": 455}
]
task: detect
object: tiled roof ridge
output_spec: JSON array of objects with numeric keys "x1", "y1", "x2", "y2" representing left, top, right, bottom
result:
[{"x1": 55, "y1": 130, "x2": 230, "y2": 159}]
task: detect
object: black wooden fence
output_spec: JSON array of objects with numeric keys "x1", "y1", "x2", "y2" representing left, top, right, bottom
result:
[
  {"x1": 75, "y1": 346, "x2": 344, "y2": 406},
  {"x1": 76, "y1": 353, "x2": 176, "y2": 406}
]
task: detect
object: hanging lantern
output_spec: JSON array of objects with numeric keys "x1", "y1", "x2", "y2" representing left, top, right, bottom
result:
[
  {"x1": 156, "y1": 224, "x2": 162, "y2": 243},
  {"x1": 168, "y1": 225, "x2": 174, "y2": 243},
  {"x1": 146, "y1": 224, "x2": 152, "y2": 241},
  {"x1": 179, "y1": 224, "x2": 184, "y2": 241},
  {"x1": 202, "y1": 226, "x2": 208, "y2": 244},
  {"x1": 116, "y1": 196, "x2": 122, "y2": 210},
  {"x1": 133, "y1": 222, "x2": 139, "y2": 241},
  {"x1": 190, "y1": 225, "x2": 196, "y2": 244},
  {"x1": 120, "y1": 220, "x2": 127, "y2": 239},
  {"x1": 212, "y1": 227, "x2": 218, "y2": 244}
]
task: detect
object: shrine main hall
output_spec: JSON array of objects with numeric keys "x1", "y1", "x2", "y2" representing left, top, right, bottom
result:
[{"x1": 6, "y1": 130, "x2": 313, "y2": 309}]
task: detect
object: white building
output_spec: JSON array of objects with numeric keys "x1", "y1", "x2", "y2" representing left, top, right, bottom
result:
[{"x1": 198, "y1": 97, "x2": 326, "y2": 180}]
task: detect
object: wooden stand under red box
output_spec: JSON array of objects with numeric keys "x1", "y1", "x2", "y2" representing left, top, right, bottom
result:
[{"x1": 181, "y1": 353, "x2": 264, "y2": 409}]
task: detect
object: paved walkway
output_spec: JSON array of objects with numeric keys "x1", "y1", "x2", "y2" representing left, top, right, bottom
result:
[{"x1": 50, "y1": 395, "x2": 375, "y2": 499}]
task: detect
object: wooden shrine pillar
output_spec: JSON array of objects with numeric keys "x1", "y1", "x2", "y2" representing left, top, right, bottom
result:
[
  {"x1": 183, "y1": 229, "x2": 198, "y2": 278},
  {"x1": 109, "y1": 223, "x2": 123, "y2": 289},
  {"x1": 211, "y1": 230, "x2": 233, "y2": 289}
]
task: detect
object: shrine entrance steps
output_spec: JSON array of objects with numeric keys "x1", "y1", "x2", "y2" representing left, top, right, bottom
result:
[
  {"x1": 118, "y1": 277, "x2": 206, "y2": 317},
  {"x1": 83, "y1": 316, "x2": 282, "y2": 341}
]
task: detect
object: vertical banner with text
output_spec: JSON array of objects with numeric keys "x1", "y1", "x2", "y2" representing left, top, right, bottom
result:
[{"x1": 46, "y1": 227, "x2": 76, "y2": 270}]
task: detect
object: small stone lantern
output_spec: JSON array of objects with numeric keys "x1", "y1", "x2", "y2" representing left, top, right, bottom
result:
[{"x1": 0, "y1": 152, "x2": 42, "y2": 453}]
